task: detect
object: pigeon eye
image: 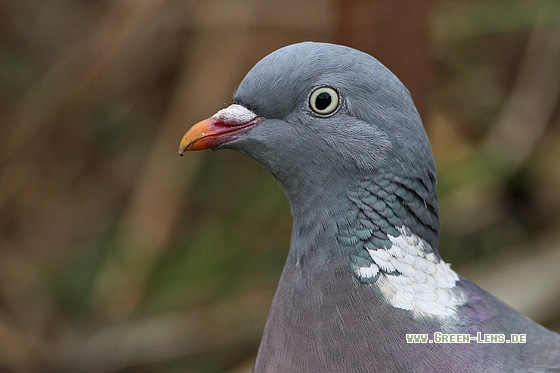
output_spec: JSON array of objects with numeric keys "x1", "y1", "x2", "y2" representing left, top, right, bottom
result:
[{"x1": 309, "y1": 87, "x2": 339, "y2": 115}]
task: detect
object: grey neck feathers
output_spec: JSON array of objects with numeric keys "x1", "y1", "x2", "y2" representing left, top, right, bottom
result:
[{"x1": 286, "y1": 171, "x2": 440, "y2": 269}]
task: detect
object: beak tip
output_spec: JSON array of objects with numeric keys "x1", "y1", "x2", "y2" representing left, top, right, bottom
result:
[{"x1": 178, "y1": 134, "x2": 193, "y2": 155}]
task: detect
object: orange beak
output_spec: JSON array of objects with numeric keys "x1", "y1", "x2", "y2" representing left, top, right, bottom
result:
[{"x1": 178, "y1": 104, "x2": 263, "y2": 154}]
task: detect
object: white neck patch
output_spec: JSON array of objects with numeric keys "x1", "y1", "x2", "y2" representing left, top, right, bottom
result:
[{"x1": 355, "y1": 226, "x2": 465, "y2": 318}]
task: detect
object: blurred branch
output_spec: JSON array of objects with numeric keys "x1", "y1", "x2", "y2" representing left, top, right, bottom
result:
[
  {"x1": 0, "y1": 0, "x2": 179, "y2": 164},
  {"x1": 91, "y1": 5, "x2": 258, "y2": 321},
  {"x1": 336, "y1": 0, "x2": 432, "y2": 115},
  {"x1": 55, "y1": 289, "x2": 272, "y2": 372},
  {"x1": 482, "y1": 13, "x2": 560, "y2": 175}
]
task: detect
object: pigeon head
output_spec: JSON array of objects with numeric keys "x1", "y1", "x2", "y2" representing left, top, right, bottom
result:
[
  {"x1": 180, "y1": 42, "x2": 439, "y2": 250},
  {"x1": 181, "y1": 42, "x2": 433, "y2": 186}
]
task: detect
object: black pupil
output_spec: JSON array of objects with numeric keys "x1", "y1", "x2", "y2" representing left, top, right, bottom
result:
[{"x1": 315, "y1": 92, "x2": 332, "y2": 110}]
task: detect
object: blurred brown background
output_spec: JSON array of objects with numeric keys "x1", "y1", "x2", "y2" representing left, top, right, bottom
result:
[{"x1": 0, "y1": 0, "x2": 559, "y2": 372}]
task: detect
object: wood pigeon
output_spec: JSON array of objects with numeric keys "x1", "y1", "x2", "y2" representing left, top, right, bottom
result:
[{"x1": 178, "y1": 42, "x2": 560, "y2": 372}]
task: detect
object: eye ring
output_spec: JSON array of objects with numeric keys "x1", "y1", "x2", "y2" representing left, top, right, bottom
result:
[{"x1": 309, "y1": 86, "x2": 339, "y2": 116}]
